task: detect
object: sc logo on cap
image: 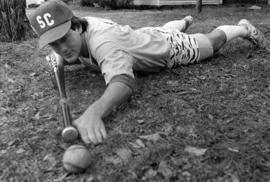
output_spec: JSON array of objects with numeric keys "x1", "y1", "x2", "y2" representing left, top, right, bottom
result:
[{"x1": 36, "y1": 13, "x2": 54, "y2": 28}]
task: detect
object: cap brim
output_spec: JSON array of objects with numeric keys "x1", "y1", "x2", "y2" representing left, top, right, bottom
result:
[{"x1": 39, "y1": 21, "x2": 71, "y2": 48}]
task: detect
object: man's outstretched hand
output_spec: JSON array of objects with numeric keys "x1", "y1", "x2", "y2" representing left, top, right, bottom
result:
[
  {"x1": 72, "y1": 81, "x2": 133, "y2": 144},
  {"x1": 73, "y1": 110, "x2": 107, "y2": 144}
]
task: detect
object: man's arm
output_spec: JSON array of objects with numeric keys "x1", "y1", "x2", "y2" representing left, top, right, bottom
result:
[
  {"x1": 92, "y1": 81, "x2": 133, "y2": 118},
  {"x1": 73, "y1": 81, "x2": 133, "y2": 144}
]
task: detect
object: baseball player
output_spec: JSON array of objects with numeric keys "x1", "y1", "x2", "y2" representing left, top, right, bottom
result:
[{"x1": 28, "y1": 0, "x2": 268, "y2": 144}]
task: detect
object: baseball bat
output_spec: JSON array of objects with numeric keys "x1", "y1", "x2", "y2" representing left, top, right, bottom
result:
[{"x1": 46, "y1": 53, "x2": 78, "y2": 142}]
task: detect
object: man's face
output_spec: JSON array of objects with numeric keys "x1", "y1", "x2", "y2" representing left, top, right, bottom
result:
[{"x1": 49, "y1": 28, "x2": 82, "y2": 63}]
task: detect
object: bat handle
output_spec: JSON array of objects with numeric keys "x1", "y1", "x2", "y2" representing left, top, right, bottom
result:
[{"x1": 59, "y1": 98, "x2": 72, "y2": 126}]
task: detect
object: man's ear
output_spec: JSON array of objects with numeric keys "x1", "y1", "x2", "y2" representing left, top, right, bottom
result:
[{"x1": 76, "y1": 25, "x2": 83, "y2": 34}]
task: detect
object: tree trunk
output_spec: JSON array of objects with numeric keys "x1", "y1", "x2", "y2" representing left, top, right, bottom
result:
[
  {"x1": 0, "y1": 0, "x2": 34, "y2": 41},
  {"x1": 197, "y1": 0, "x2": 202, "y2": 13}
]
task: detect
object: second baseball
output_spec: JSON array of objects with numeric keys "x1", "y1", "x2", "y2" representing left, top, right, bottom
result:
[{"x1": 62, "y1": 144, "x2": 92, "y2": 173}]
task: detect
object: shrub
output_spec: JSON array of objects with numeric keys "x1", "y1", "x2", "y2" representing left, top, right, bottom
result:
[
  {"x1": 0, "y1": 0, "x2": 35, "y2": 42},
  {"x1": 80, "y1": 0, "x2": 95, "y2": 6},
  {"x1": 80, "y1": 0, "x2": 134, "y2": 9},
  {"x1": 98, "y1": 0, "x2": 133, "y2": 9}
]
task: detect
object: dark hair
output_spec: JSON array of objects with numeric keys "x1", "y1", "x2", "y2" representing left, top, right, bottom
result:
[{"x1": 70, "y1": 16, "x2": 88, "y2": 33}]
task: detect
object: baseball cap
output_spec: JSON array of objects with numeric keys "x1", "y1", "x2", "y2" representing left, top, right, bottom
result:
[{"x1": 28, "y1": 0, "x2": 74, "y2": 48}]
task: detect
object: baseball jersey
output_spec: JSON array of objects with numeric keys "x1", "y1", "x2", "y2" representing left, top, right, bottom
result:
[{"x1": 79, "y1": 16, "x2": 200, "y2": 89}]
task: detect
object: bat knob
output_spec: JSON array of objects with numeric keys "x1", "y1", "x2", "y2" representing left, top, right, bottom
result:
[{"x1": 62, "y1": 126, "x2": 79, "y2": 142}]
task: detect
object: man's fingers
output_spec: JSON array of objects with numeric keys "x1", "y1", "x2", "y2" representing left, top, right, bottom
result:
[
  {"x1": 88, "y1": 129, "x2": 98, "y2": 144},
  {"x1": 72, "y1": 118, "x2": 79, "y2": 128},
  {"x1": 100, "y1": 124, "x2": 107, "y2": 140},
  {"x1": 81, "y1": 133, "x2": 90, "y2": 144},
  {"x1": 94, "y1": 128, "x2": 103, "y2": 143},
  {"x1": 80, "y1": 129, "x2": 91, "y2": 144},
  {"x1": 73, "y1": 117, "x2": 107, "y2": 144},
  {"x1": 82, "y1": 137, "x2": 91, "y2": 144}
]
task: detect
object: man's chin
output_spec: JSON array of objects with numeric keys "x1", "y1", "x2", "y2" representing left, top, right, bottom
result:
[{"x1": 65, "y1": 56, "x2": 78, "y2": 63}]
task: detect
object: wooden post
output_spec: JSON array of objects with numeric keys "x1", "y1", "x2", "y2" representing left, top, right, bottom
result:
[
  {"x1": 197, "y1": 0, "x2": 202, "y2": 13},
  {"x1": 268, "y1": 0, "x2": 270, "y2": 5}
]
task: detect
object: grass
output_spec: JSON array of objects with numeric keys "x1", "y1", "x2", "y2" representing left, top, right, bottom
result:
[{"x1": 0, "y1": 4, "x2": 270, "y2": 182}]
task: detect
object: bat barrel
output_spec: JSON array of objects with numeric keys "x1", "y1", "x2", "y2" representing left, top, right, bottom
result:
[{"x1": 62, "y1": 126, "x2": 79, "y2": 142}]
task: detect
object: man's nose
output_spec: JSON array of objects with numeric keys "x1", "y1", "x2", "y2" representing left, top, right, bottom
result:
[{"x1": 59, "y1": 44, "x2": 69, "y2": 54}]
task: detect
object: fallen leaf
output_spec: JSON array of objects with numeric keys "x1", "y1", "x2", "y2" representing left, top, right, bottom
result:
[
  {"x1": 0, "y1": 116, "x2": 8, "y2": 126},
  {"x1": 225, "y1": 118, "x2": 234, "y2": 124},
  {"x1": 6, "y1": 76, "x2": 15, "y2": 83},
  {"x1": 86, "y1": 175, "x2": 95, "y2": 182},
  {"x1": 30, "y1": 72, "x2": 37, "y2": 77},
  {"x1": 4, "y1": 63, "x2": 11, "y2": 69},
  {"x1": 139, "y1": 133, "x2": 161, "y2": 142},
  {"x1": 96, "y1": 175, "x2": 104, "y2": 181},
  {"x1": 43, "y1": 153, "x2": 56, "y2": 163},
  {"x1": 128, "y1": 170, "x2": 138, "y2": 179},
  {"x1": 184, "y1": 146, "x2": 207, "y2": 156},
  {"x1": 158, "y1": 161, "x2": 173, "y2": 179},
  {"x1": 135, "y1": 139, "x2": 145, "y2": 148},
  {"x1": 34, "y1": 111, "x2": 40, "y2": 120},
  {"x1": 182, "y1": 163, "x2": 193, "y2": 170},
  {"x1": 228, "y1": 147, "x2": 239, "y2": 153},
  {"x1": 129, "y1": 142, "x2": 139, "y2": 149},
  {"x1": 53, "y1": 173, "x2": 69, "y2": 182},
  {"x1": 229, "y1": 173, "x2": 240, "y2": 182},
  {"x1": 182, "y1": 171, "x2": 191, "y2": 177},
  {"x1": 137, "y1": 119, "x2": 145, "y2": 124},
  {"x1": 8, "y1": 140, "x2": 17, "y2": 146},
  {"x1": 247, "y1": 94, "x2": 255, "y2": 100},
  {"x1": 0, "y1": 150, "x2": 7, "y2": 156},
  {"x1": 248, "y1": 5, "x2": 262, "y2": 10},
  {"x1": 115, "y1": 148, "x2": 132, "y2": 162},
  {"x1": 176, "y1": 126, "x2": 185, "y2": 133},
  {"x1": 162, "y1": 123, "x2": 173, "y2": 134},
  {"x1": 16, "y1": 148, "x2": 25, "y2": 154},
  {"x1": 188, "y1": 127, "x2": 197, "y2": 138},
  {"x1": 143, "y1": 168, "x2": 157, "y2": 179},
  {"x1": 40, "y1": 113, "x2": 54, "y2": 120},
  {"x1": 93, "y1": 3, "x2": 100, "y2": 8},
  {"x1": 44, "y1": 153, "x2": 57, "y2": 170},
  {"x1": 167, "y1": 80, "x2": 179, "y2": 86},
  {"x1": 129, "y1": 139, "x2": 145, "y2": 149},
  {"x1": 208, "y1": 114, "x2": 214, "y2": 120},
  {"x1": 105, "y1": 156, "x2": 122, "y2": 165}
]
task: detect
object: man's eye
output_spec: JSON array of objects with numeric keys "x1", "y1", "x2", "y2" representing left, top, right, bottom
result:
[
  {"x1": 49, "y1": 42, "x2": 57, "y2": 47},
  {"x1": 59, "y1": 35, "x2": 67, "y2": 42},
  {"x1": 60, "y1": 32, "x2": 70, "y2": 42}
]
